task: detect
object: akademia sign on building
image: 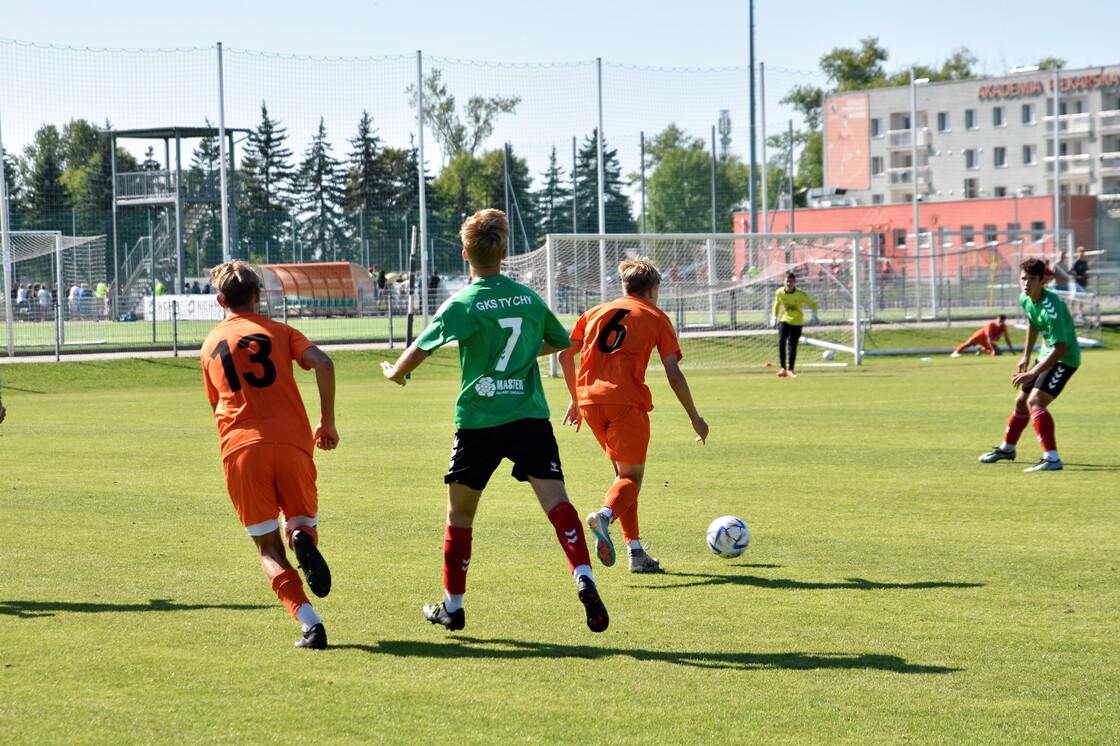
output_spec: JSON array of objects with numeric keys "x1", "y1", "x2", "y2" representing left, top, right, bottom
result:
[{"x1": 978, "y1": 71, "x2": 1120, "y2": 99}]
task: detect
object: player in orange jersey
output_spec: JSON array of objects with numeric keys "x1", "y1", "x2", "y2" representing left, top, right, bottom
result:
[
  {"x1": 559, "y1": 257, "x2": 708, "y2": 574},
  {"x1": 951, "y1": 314, "x2": 1014, "y2": 357},
  {"x1": 201, "y1": 261, "x2": 339, "y2": 650}
]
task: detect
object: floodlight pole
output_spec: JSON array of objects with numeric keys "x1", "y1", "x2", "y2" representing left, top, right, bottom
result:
[
  {"x1": 1052, "y1": 65, "x2": 1062, "y2": 260},
  {"x1": 911, "y1": 69, "x2": 922, "y2": 320},
  {"x1": 748, "y1": 0, "x2": 758, "y2": 232},
  {"x1": 416, "y1": 50, "x2": 430, "y2": 327},
  {"x1": 760, "y1": 62, "x2": 768, "y2": 236},
  {"x1": 216, "y1": 42, "x2": 231, "y2": 262},
  {"x1": 596, "y1": 57, "x2": 607, "y2": 303},
  {"x1": 0, "y1": 111, "x2": 14, "y2": 355}
]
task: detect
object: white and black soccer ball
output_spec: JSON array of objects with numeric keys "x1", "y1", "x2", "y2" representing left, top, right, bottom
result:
[
  {"x1": 706, "y1": 515, "x2": 750, "y2": 558},
  {"x1": 822, "y1": 349, "x2": 835, "y2": 361}
]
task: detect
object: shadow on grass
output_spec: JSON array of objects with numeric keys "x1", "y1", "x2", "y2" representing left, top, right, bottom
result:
[
  {"x1": 0, "y1": 598, "x2": 270, "y2": 618},
  {"x1": 335, "y1": 638, "x2": 957, "y2": 673},
  {"x1": 1055, "y1": 463, "x2": 1120, "y2": 471},
  {"x1": 655, "y1": 572, "x2": 983, "y2": 591}
]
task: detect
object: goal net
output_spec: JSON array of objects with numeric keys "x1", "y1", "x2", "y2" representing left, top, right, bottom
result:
[
  {"x1": 2, "y1": 231, "x2": 108, "y2": 327},
  {"x1": 502, "y1": 233, "x2": 870, "y2": 370}
]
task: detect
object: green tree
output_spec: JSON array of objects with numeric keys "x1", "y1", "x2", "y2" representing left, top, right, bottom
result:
[
  {"x1": 407, "y1": 68, "x2": 520, "y2": 164},
  {"x1": 1037, "y1": 56, "x2": 1066, "y2": 71},
  {"x1": 24, "y1": 124, "x2": 68, "y2": 229},
  {"x1": 344, "y1": 110, "x2": 390, "y2": 213},
  {"x1": 536, "y1": 145, "x2": 571, "y2": 238},
  {"x1": 241, "y1": 102, "x2": 294, "y2": 260},
  {"x1": 574, "y1": 129, "x2": 635, "y2": 234},
  {"x1": 293, "y1": 118, "x2": 345, "y2": 262},
  {"x1": 2, "y1": 147, "x2": 24, "y2": 212},
  {"x1": 645, "y1": 124, "x2": 750, "y2": 233},
  {"x1": 141, "y1": 146, "x2": 161, "y2": 172},
  {"x1": 57, "y1": 118, "x2": 102, "y2": 208}
]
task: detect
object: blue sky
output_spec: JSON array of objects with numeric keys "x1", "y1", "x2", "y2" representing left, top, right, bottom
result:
[{"x1": 3, "y1": 0, "x2": 1116, "y2": 73}]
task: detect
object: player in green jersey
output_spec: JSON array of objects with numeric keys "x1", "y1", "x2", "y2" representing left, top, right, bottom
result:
[
  {"x1": 979, "y1": 257, "x2": 1081, "y2": 472},
  {"x1": 381, "y1": 208, "x2": 608, "y2": 633}
]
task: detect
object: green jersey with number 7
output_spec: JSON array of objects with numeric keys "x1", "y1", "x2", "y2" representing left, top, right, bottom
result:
[{"x1": 415, "y1": 274, "x2": 571, "y2": 429}]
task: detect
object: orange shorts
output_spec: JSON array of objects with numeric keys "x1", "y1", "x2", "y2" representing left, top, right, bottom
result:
[
  {"x1": 580, "y1": 403, "x2": 650, "y2": 465},
  {"x1": 223, "y1": 442, "x2": 318, "y2": 536}
]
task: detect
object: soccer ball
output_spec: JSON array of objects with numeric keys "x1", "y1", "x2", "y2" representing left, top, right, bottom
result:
[
  {"x1": 706, "y1": 515, "x2": 750, "y2": 558},
  {"x1": 822, "y1": 349, "x2": 835, "y2": 361}
]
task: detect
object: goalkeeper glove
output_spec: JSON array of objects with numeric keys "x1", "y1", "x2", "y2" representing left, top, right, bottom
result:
[
  {"x1": 810, "y1": 312, "x2": 819, "y2": 325},
  {"x1": 769, "y1": 315, "x2": 777, "y2": 328}
]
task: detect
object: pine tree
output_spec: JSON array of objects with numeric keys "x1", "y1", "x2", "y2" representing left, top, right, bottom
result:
[
  {"x1": 344, "y1": 110, "x2": 389, "y2": 212},
  {"x1": 241, "y1": 102, "x2": 294, "y2": 260},
  {"x1": 2, "y1": 147, "x2": 23, "y2": 212},
  {"x1": 25, "y1": 125, "x2": 68, "y2": 230},
  {"x1": 293, "y1": 117, "x2": 345, "y2": 262},
  {"x1": 141, "y1": 146, "x2": 161, "y2": 172},
  {"x1": 574, "y1": 129, "x2": 636, "y2": 234},
  {"x1": 536, "y1": 145, "x2": 571, "y2": 238}
]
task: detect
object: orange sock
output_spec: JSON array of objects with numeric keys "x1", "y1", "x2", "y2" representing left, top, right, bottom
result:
[
  {"x1": 605, "y1": 477, "x2": 641, "y2": 545},
  {"x1": 270, "y1": 568, "x2": 311, "y2": 621},
  {"x1": 287, "y1": 524, "x2": 318, "y2": 550}
]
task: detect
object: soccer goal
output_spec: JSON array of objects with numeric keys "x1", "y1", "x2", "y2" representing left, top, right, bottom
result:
[
  {"x1": 2, "y1": 230, "x2": 108, "y2": 354},
  {"x1": 501, "y1": 233, "x2": 873, "y2": 371}
]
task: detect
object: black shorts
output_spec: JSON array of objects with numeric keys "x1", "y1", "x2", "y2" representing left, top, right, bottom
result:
[
  {"x1": 1023, "y1": 361, "x2": 1077, "y2": 399},
  {"x1": 445, "y1": 418, "x2": 564, "y2": 491}
]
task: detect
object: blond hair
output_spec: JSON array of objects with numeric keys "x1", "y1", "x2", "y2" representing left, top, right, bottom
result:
[
  {"x1": 211, "y1": 260, "x2": 261, "y2": 309},
  {"x1": 459, "y1": 208, "x2": 509, "y2": 269},
  {"x1": 619, "y1": 257, "x2": 661, "y2": 296}
]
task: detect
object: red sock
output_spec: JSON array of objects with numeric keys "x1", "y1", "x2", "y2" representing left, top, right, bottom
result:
[
  {"x1": 548, "y1": 501, "x2": 592, "y2": 572},
  {"x1": 1004, "y1": 411, "x2": 1030, "y2": 445},
  {"x1": 443, "y1": 525, "x2": 472, "y2": 595},
  {"x1": 604, "y1": 477, "x2": 641, "y2": 545},
  {"x1": 1031, "y1": 408, "x2": 1057, "y2": 452},
  {"x1": 270, "y1": 568, "x2": 311, "y2": 621}
]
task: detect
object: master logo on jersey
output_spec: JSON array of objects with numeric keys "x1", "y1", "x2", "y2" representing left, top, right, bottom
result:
[{"x1": 475, "y1": 377, "x2": 497, "y2": 397}]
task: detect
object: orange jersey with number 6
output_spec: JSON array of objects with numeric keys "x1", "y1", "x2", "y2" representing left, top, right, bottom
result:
[
  {"x1": 570, "y1": 296, "x2": 681, "y2": 412},
  {"x1": 201, "y1": 311, "x2": 316, "y2": 459}
]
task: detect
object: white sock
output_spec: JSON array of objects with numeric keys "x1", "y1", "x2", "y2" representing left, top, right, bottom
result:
[
  {"x1": 443, "y1": 592, "x2": 464, "y2": 613},
  {"x1": 295, "y1": 603, "x2": 321, "y2": 632},
  {"x1": 573, "y1": 565, "x2": 593, "y2": 582},
  {"x1": 1001, "y1": 442, "x2": 1016, "y2": 452},
  {"x1": 599, "y1": 507, "x2": 614, "y2": 523},
  {"x1": 1044, "y1": 450, "x2": 1060, "y2": 462},
  {"x1": 628, "y1": 540, "x2": 643, "y2": 552}
]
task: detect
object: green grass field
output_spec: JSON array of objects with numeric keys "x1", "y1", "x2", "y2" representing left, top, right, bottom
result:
[{"x1": 1, "y1": 335, "x2": 1118, "y2": 744}]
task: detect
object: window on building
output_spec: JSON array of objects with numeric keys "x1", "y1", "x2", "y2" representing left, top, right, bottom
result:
[
  {"x1": 894, "y1": 228, "x2": 907, "y2": 248},
  {"x1": 962, "y1": 225, "x2": 975, "y2": 245},
  {"x1": 937, "y1": 112, "x2": 950, "y2": 132},
  {"x1": 1007, "y1": 222, "x2": 1020, "y2": 241},
  {"x1": 1032, "y1": 221, "x2": 1047, "y2": 240},
  {"x1": 940, "y1": 229, "x2": 953, "y2": 247},
  {"x1": 965, "y1": 109, "x2": 978, "y2": 129},
  {"x1": 871, "y1": 156, "x2": 884, "y2": 176},
  {"x1": 994, "y1": 186, "x2": 1008, "y2": 197},
  {"x1": 984, "y1": 224, "x2": 999, "y2": 245},
  {"x1": 871, "y1": 194, "x2": 884, "y2": 205},
  {"x1": 964, "y1": 178, "x2": 979, "y2": 199},
  {"x1": 994, "y1": 146, "x2": 1007, "y2": 167},
  {"x1": 965, "y1": 149, "x2": 978, "y2": 169},
  {"x1": 871, "y1": 118, "x2": 883, "y2": 137},
  {"x1": 994, "y1": 106, "x2": 1007, "y2": 127},
  {"x1": 1023, "y1": 144, "x2": 1038, "y2": 165},
  {"x1": 1022, "y1": 103, "x2": 1036, "y2": 125}
]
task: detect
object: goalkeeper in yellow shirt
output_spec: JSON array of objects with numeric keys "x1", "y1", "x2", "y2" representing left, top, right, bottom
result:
[{"x1": 771, "y1": 271, "x2": 818, "y2": 378}]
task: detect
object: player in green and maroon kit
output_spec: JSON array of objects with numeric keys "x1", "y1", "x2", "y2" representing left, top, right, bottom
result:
[
  {"x1": 979, "y1": 257, "x2": 1081, "y2": 472},
  {"x1": 381, "y1": 208, "x2": 608, "y2": 633}
]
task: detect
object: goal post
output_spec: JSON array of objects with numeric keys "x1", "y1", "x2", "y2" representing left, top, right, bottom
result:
[{"x1": 502, "y1": 232, "x2": 871, "y2": 372}]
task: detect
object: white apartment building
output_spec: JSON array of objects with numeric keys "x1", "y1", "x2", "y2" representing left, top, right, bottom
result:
[{"x1": 822, "y1": 64, "x2": 1120, "y2": 255}]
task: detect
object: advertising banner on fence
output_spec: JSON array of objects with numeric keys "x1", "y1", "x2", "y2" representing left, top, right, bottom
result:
[{"x1": 143, "y1": 295, "x2": 224, "y2": 322}]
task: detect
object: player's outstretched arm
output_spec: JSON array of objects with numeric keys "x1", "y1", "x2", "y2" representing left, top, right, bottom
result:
[
  {"x1": 557, "y1": 340, "x2": 583, "y2": 431},
  {"x1": 303, "y1": 346, "x2": 339, "y2": 450},
  {"x1": 662, "y1": 354, "x2": 707, "y2": 444},
  {"x1": 381, "y1": 344, "x2": 430, "y2": 386},
  {"x1": 0, "y1": 400, "x2": 6, "y2": 425}
]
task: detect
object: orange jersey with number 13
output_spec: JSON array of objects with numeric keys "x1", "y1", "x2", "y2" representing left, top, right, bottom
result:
[{"x1": 201, "y1": 311, "x2": 316, "y2": 459}]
